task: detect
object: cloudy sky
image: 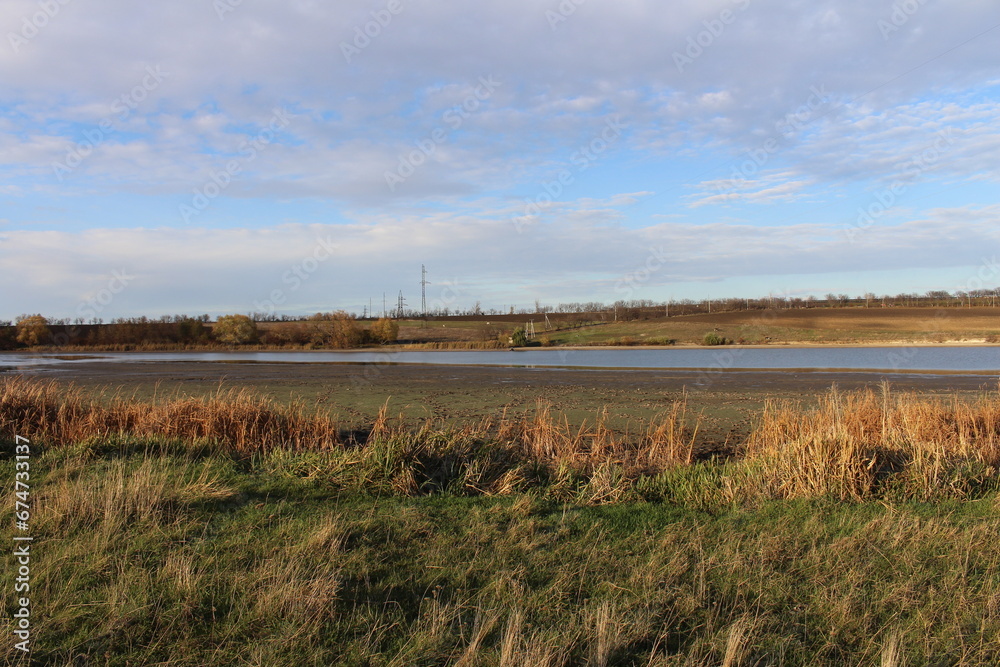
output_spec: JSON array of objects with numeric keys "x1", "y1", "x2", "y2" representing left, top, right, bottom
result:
[{"x1": 2, "y1": 0, "x2": 999, "y2": 320}]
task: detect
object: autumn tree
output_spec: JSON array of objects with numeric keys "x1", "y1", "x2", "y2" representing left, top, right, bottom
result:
[
  {"x1": 214, "y1": 314, "x2": 258, "y2": 345},
  {"x1": 16, "y1": 315, "x2": 50, "y2": 347},
  {"x1": 308, "y1": 311, "x2": 363, "y2": 348},
  {"x1": 369, "y1": 317, "x2": 399, "y2": 344}
]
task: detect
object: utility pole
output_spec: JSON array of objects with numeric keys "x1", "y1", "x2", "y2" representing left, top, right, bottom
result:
[
  {"x1": 383, "y1": 293, "x2": 386, "y2": 319},
  {"x1": 421, "y1": 264, "x2": 429, "y2": 317}
]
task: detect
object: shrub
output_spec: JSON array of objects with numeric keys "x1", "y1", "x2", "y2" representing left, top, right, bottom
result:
[
  {"x1": 647, "y1": 337, "x2": 677, "y2": 346},
  {"x1": 702, "y1": 332, "x2": 730, "y2": 346},
  {"x1": 510, "y1": 328, "x2": 529, "y2": 347}
]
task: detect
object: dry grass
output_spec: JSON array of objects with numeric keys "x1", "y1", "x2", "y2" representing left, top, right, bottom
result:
[
  {"x1": 743, "y1": 382, "x2": 1000, "y2": 501},
  {"x1": 5, "y1": 377, "x2": 1000, "y2": 505},
  {"x1": 0, "y1": 376, "x2": 340, "y2": 453},
  {"x1": 36, "y1": 456, "x2": 237, "y2": 535}
]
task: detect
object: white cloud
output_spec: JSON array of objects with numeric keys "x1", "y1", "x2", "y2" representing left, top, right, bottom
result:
[
  {"x1": 1, "y1": 0, "x2": 999, "y2": 312},
  {"x1": 2, "y1": 201, "x2": 998, "y2": 319}
]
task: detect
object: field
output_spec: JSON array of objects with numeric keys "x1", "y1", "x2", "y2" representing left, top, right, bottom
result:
[
  {"x1": 536, "y1": 307, "x2": 1000, "y2": 347},
  {"x1": 4, "y1": 368, "x2": 1000, "y2": 664},
  {"x1": 343, "y1": 307, "x2": 1000, "y2": 347}
]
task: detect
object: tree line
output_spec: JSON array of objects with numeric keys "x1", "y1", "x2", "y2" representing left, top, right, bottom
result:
[
  {"x1": 0, "y1": 312, "x2": 398, "y2": 350},
  {"x1": 4, "y1": 288, "x2": 997, "y2": 349}
]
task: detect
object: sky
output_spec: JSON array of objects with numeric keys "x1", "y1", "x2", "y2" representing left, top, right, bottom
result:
[{"x1": 1, "y1": 0, "x2": 999, "y2": 320}]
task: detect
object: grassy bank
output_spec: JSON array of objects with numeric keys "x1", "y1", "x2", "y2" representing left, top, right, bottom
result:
[{"x1": 4, "y1": 378, "x2": 1000, "y2": 664}]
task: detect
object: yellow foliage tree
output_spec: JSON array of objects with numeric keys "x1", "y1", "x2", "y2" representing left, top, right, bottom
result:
[
  {"x1": 369, "y1": 317, "x2": 399, "y2": 344},
  {"x1": 16, "y1": 315, "x2": 50, "y2": 347},
  {"x1": 214, "y1": 314, "x2": 259, "y2": 345}
]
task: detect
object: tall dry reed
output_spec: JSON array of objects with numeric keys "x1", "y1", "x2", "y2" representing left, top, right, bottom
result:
[
  {"x1": 0, "y1": 376, "x2": 340, "y2": 453},
  {"x1": 743, "y1": 384, "x2": 1000, "y2": 500}
]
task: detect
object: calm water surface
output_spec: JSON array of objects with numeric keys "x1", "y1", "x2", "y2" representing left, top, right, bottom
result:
[{"x1": 2, "y1": 347, "x2": 1000, "y2": 373}]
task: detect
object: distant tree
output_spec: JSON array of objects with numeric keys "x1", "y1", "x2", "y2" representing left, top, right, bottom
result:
[
  {"x1": 510, "y1": 327, "x2": 529, "y2": 347},
  {"x1": 15, "y1": 315, "x2": 50, "y2": 347},
  {"x1": 176, "y1": 317, "x2": 210, "y2": 343},
  {"x1": 369, "y1": 317, "x2": 399, "y2": 344},
  {"x1": 308, "y1": 311, "x2": 363, "y2": 348},
  {"x1": 214, "y1": 314, "x2": 258, "y2": 345},
  {"x1": 0, "y1": 322, "x2": 17, "y2": 350}
]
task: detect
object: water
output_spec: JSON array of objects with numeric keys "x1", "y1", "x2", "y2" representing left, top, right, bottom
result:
[{"x1": 2, "y1": 346, "x2": 1000, "y2": 373}]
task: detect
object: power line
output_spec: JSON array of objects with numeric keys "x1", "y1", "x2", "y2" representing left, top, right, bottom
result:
[
  {"x1": 421, "y1": 265, "x2": 430, "y2": 316},
  {"x1": 396, "y1": 291, "x2": 406, "y2": 319}
]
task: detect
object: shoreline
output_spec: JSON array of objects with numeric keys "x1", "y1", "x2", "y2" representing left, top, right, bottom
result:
[{"x1": 9, "y1": 338, "x2": 1000, "y2": 356}]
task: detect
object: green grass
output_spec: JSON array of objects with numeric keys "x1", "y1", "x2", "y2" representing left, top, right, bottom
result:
[
  {"x1": 5, "y1": 436, "x2": 1000, "y2": 665},
  {"x1": 7, "y1": 379, "x2": 1000, "y2": 664}
]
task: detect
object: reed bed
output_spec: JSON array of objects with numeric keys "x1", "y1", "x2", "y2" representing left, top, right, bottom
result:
[
  {"x1": 0, "y1": 376, "x2": 340, "y2": 453},
  {"x1": 743, "y1": 383, "x2": 1000, "y2": 501}
]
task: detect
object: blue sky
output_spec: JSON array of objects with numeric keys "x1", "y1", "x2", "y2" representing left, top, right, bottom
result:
[{"x1": 1, "y1": 0, "x2": 1000, "y2": 320}]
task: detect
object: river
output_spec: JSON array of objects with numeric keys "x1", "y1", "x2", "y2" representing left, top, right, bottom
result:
[{"x1": 2, "y1": 346, "x2": 999, "y2": 374}]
